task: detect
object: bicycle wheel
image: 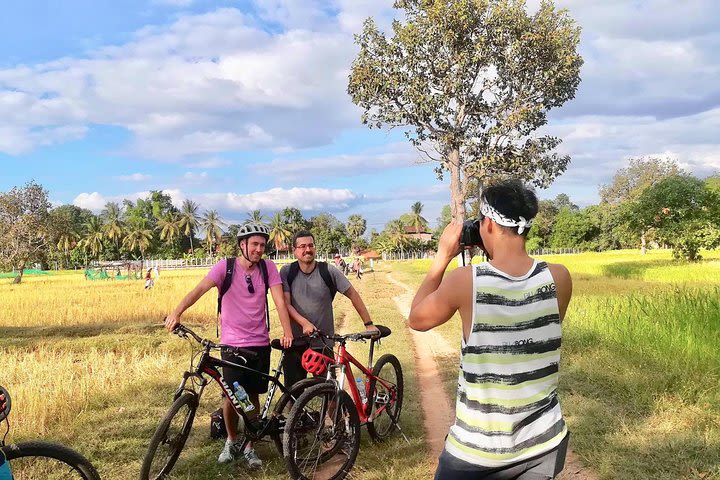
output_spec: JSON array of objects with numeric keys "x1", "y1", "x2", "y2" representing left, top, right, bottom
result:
[
  {"x1": 139, "y1": 392, "x2": 198, "y2": 480},
  {"x1": 1, "y1": 441, "x2": 100, "y2": 480},
  {"x1": 283, "y1": 383, "x2": 360, "y2": 480},
  {"x1": 271, "y1": 376, "x2": 326, "y2": 455},
  {"x1": 366, "y1": 353, "x2": 403, "y2": 442}
]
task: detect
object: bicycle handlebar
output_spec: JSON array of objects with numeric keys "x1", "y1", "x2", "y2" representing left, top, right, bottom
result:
[
  {"x1": 171, "y1": 324, "x2": 258, "y2": 361},
  {"x1": 305, "y1": 325, "x2": 392, "y2": 344}
]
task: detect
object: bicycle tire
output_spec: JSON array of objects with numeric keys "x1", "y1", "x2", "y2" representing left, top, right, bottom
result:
[
  {"x1": 139, "y1": 392, "x2": 198, "y2": 480},
  {"x1": 366, "y1": 353, "x2": 404, "y2": 442},
  {"x1": 1, "y1": 440, "x2": 100, "y2": 480},
  {"x1": 271, "y1": 376, "x2": 326, "y2": 455},
  {"x1": 283, "y1": 383, "x2": 360, "y2": 480}
]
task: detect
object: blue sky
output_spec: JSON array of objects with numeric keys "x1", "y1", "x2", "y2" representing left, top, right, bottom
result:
[{"x1": 2, "y1": 0, "x2": 719, "y2": 232}]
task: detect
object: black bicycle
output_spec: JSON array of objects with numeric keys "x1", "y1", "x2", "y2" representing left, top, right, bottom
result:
[
  {"x1": 139, "y1": 324, "x2": 324, "y2": 480},
  {"x1": 0, "y1": 385, "x2": 101, "y2": 480}
]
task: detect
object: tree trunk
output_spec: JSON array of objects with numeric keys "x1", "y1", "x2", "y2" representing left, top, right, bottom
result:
[
  {"x1": 448, "y1": 148, "x2": 466, "y2": 224},
  {"x1": 13, "y1": 262, "x2": 26, "y2": 284},
  {"x1": 189, "y1": 232, "x2": 194, "y2": 255},
  {"x1": 640, "y1": 231, "x2": 646, "y2": 255}
]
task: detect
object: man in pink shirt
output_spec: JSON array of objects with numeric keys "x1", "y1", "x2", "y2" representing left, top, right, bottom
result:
[{"x1": 165, "y1": 221, "x2": 293, "y2": 469}]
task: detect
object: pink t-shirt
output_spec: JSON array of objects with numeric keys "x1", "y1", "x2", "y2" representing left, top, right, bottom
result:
[{"x1": 206, "y1": 258, "x2": 282, "y2": 347}]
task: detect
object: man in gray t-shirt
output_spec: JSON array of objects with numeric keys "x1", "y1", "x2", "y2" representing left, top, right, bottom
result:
[{"x1": 280, "y1": 230, "x2": 378, "y2": 388}]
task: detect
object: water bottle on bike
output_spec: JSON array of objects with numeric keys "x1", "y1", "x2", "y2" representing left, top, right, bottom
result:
[
  {"x1": 233, "y1": 382, "x2": 255, "y2": 412},
  {"x1": 355, "y1": 378, "x2": 367, "y2": 404}
]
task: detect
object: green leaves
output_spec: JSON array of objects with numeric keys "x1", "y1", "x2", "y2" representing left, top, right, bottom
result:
[{"x1": 348, "y1": 0, "x2": 583, "y2": 221}]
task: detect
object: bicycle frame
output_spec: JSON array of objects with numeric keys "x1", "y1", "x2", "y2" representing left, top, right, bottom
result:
[
  {"x1": 329, "y1": 341, "x2": 397, "y2": 425},
  {"x1": 175, "y1": 342, "x2": 294, "y2": 440}
]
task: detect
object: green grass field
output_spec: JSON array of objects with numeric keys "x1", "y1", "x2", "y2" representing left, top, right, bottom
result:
[
  {"x1": 391, "y1": 249, "x2": 720, "y2": 480},
  {"x1": 1, "y1": 249, "x2": 719, "y2": 479}
]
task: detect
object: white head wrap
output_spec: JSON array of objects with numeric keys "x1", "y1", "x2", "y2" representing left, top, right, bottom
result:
[{"x1": 480, "y1": 202, "x2": 534, "y2": 235}]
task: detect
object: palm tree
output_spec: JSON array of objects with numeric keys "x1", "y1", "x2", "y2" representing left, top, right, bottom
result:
[
  {"x1": 179, "y1": 199, "x2": 200, "y2": 255},
  {"x1": 122, "y1": 219, "x2": 153, "y2": 260},
  {"x1": 200, "y1": 210, "x2": 224, "y2": 257},
  {"x1": 408, "y1": 201, "x2": 429, "y2": 233},
  {"x1": 386, "y1": 219, "x2": 409, "y2": 254},
  {"x1": 101, "y1": 202, "x2": 124, "y2": 255},
  {"x1": 56, "y1": 230, "x2": 79, "y2": 267},
  {"x1": 346, "y1": 214, "x2": 367, "y2": 242},
  {"x1": 269, "y1": 212, "x2": 291, "y2": 258},
  {"x1": 157, "y1": 212, "x2": 181, "y2": 246},
  {"x1": 81, "y1": 216, "x2": 105, "y2": 260},
  {"x1": 247, "y1": 210, "x2": 265, "y2": 223}
]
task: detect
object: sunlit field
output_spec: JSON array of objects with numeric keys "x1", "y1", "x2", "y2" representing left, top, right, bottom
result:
[
  {"x1": 2, "y1": 249, "x2": 719, "y2": 479},
  {"x1": 391, "y1": 249, "x2": 720, "y2": 480},
  {"x1": 0, "y1": 267, "x2": 427, "y2": 479}
]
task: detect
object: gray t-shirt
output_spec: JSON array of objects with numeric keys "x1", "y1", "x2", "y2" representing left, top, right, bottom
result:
[{"x1": 280, "y1": 261, "x2": 352, "y2": 339}]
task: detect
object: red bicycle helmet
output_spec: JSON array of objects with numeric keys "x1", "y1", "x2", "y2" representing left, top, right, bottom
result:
[{"x1": 301, "y1": 348, "x2": 333, "y2": 376}]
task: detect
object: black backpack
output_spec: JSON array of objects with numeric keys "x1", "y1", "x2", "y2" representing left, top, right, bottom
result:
[
  {"x1": 216, "y1": 257, "x2": 270, "y2": 337},
  {"x1": 286, "y1": 261, "x2": 337, "y2": 298}
]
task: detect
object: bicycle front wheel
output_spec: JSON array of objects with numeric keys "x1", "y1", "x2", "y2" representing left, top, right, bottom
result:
[
  {"x1": 283, "y1": 383, "x2": 360, "y2": 480},
  {"x1": 271, "y1": 376, "x2": 326, "y2": 455},
  {"x1": 1, "y1": 441, "x2": 100, "y2": 480},
  {"x1": 139, "y1": 392, "x2": 198, "y2": 480},
  {"x1": 366, "y1": 353, "x2": 404, "y2": 442}
]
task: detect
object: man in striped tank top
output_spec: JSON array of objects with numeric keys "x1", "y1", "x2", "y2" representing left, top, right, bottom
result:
[{"x1": 408, "y1": 179, "x2": 573, "y2": 479}]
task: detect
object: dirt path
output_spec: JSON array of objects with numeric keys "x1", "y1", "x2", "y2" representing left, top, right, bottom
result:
[{"x1": 385, "y1": 272, "x2": 597, "y2": 480}]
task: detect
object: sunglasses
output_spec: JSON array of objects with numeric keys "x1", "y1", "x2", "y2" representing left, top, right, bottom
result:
[{"x1": 245, "y1": 274, "x2": 255, "y2": 294}]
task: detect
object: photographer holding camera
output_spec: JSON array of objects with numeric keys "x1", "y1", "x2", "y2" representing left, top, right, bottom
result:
[{"x1": 408, "y1": 179, "x2": 572, "y2": 480}]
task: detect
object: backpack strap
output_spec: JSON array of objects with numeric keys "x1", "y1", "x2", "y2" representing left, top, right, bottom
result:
[
  {"x1": 257, "y1": 259, "x2": 270, "y2": 332},
  {"x1": 317, "y1": 261, "x2": 337, "y2": 299},
  {"x1": 286, "y1": 261, "x2": 301, "y2": 289},
  {"x1": 217, "y1": 257, "x2": 235, "y2": 337}
]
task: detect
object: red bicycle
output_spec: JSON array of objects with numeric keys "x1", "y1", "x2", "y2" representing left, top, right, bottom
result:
[{"x1": 282, "y1": 325, "x2": 405, "y2": 480}]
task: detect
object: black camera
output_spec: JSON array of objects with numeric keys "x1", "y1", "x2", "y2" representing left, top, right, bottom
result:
[{"x1": 460, "y1": 218, "x2": 483, "y2": 248}]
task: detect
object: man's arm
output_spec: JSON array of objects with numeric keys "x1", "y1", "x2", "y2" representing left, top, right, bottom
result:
[
  {"x1": 547, "y1": 263, "x2": 573, "y2": 321},
  {"x1": 270, "y1": 284, "x2": 293, "y2": 347},
  {"x1": 283, "y1": 291, "x2": 316, "y2": 335},
  {"x1": 343, "y1": 286, "x2": 378, "y2": 332},
  {"x1": 408, "y1": 223, "x2": 465, "y2": 332},
  {"x1": 165, "y1": 276, "x2": 216, "y2": 331}
]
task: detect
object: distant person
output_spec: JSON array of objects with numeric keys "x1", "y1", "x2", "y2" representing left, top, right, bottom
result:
[
  {"x1": 165, "y1": 221, "x2": 293, "y2": 469},
  {"x1": 144, "y1": 269, "x2": 154, "y2": 289},
  {"x1": 408, "y1": 179, "x2": 573, "y2": 480},
  {"x1": 352, "y1": 257, "x2": 363, "y2": 279},
  {"x1": 333, "y1": 253, "x2": 350, "y2": 275},
  {"x1": 280, "y1": 231, "x2": 377, "y2": 388}
]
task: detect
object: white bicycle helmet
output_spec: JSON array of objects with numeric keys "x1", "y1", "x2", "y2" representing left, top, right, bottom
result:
[{"x1": 237, "y1": 221, "x2": 270, "y2": 241}]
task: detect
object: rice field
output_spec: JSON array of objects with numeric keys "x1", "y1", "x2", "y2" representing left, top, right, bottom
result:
[{"x1": 1, "y1": 249, "x2": 719, "y2": 479}]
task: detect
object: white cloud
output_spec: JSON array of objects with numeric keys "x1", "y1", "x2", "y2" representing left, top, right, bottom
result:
[
  {"x1": 183, "y1": 171, "x2": 209, "y2": 183},
  {"x1": 186, "y1": 157, "x2": 232, "y2": 168},
  {"x1": 73, "y1": 189, "x2": 185, "y2": 212},
  {"x1": 253, "y1": 142, "x2": 421, "y2": 181},
  {"x1": 115, "y1": 173, "x2": 151, "y2": 181},
  {"x1": 198, "y1": 187, "x2": 361, "y2": 212}
]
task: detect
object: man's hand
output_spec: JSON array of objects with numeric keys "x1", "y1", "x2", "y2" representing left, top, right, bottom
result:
[
  {"x1": 281, "y1": 331, "x2": 293, "y2": 348},
  {"x1": 164, "y1": 313, "x2": 180, "y2": 332},
  {"x1": 0, "y1": 393, "x2": 6, "y2": 412},
  {"x1": 366, "y1": 324, "x2": 379, "y2": 334},
  {"x1": 301, "y1": 320, "x2": 316, "y2": 336},
  {"x1": 437, "y1": 223, "x2": 463, "y2": 262}
]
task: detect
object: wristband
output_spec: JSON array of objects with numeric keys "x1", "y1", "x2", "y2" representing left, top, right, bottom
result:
[{"x1": 364, "y1": 321, "x2": 374, "y2": 326}]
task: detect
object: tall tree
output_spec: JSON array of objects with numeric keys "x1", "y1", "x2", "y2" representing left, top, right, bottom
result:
[
  {"x1": 81, "y1": 216, "x2": 106, "y2": 261},
  {"x1": 282, "y1": 207, "x2": 307, "y2": 235},
  {"x1": 0, "y1": 181, "x2": 51, "y2": 283},
  {"x1": 435, "y1": 205, "x2": 452, "y2": 236},
  {"x1": 601, "y1": 157, "x2": 684, "y2": 253},
  {"x1": 269, "y1": 212, "x2": 292, "y2": 256},
  {"x1": 122, "y1": 219, "x2": 153, "y2": 260},
  {"x1": 247, "y1": 210, "x2": 265, "y2": 223},
  {"x1": 346, "y1": 214, "x2": 367, "y2": 243},
  {"x1": 157, "y1": 212, "x2": 181, "y2": 246},
  {"x1": 407, "y1": 202, "x2": 429, "y2": 232},
  {"x1": 348, "y1": 0, "x2": 583, "y2": 222},
  {"x1": 101, "y1": 201, "x2": 124, "y2": 255},
  {"x1": 201, "y1": 210, "x2": 224, "y2": 257},
  {"x1": 179, "y1": 199, "x2": 200, "y2": 255}
]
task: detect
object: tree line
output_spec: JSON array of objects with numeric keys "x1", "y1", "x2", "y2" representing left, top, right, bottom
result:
[{"x1": 0, "y1": 182, "x2": 436, "y2": 283}]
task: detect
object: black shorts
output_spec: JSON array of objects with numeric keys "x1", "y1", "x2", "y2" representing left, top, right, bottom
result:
[
  {"x1": 434, "y1": 433, "x2": 569, "y2": 480},
  {"x1": 221, "y1": 345, "x2": 271, "y2": 395}
]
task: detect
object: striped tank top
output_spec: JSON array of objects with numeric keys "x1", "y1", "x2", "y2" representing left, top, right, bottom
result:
[{"x1": 445, "y1": 260, "x2": 567, "y2": 467}]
